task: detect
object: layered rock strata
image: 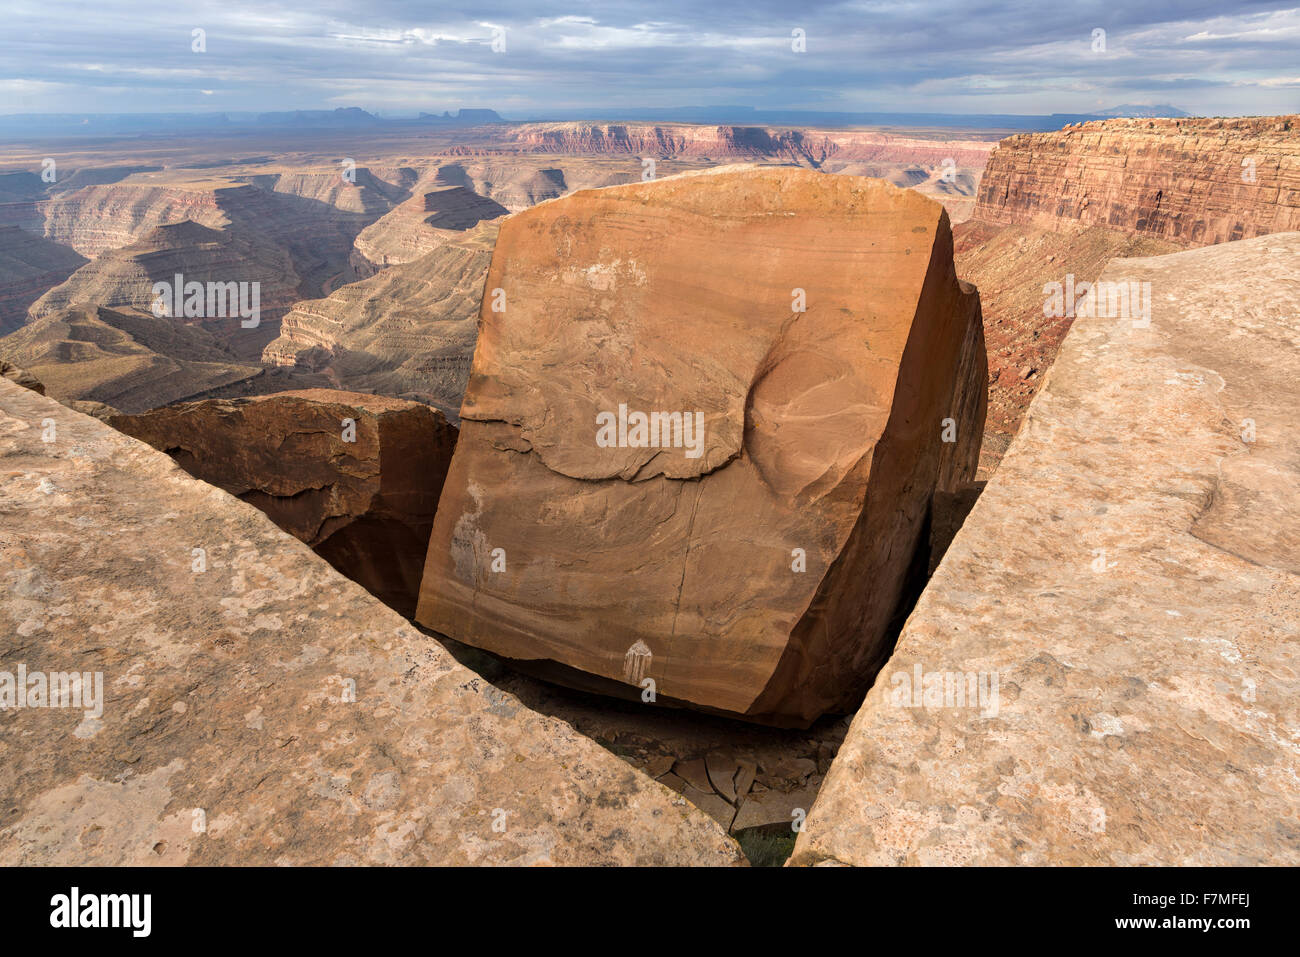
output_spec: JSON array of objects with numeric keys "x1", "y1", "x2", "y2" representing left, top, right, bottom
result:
[
  {"x1": 503, "y1": 123, "x2": 992, "y2": 170},
  {"x1": 956, "y1": 115, "x2": 1300, "y2": 466},
  {"x1": 30, "y1": 220, "x2": 301, "y2": 359},
  {"x1": 262, "y1": 225, "x2": 497, "y2": 421},
  {"x1": 39, "y1": 182, "x2": 230, "y2": 257},
  {"x1": 35, "y1": 180, "x2": 377, "y2": 299},
  {"x1": 351, "y1": 185, "x2": 508, "y2": 276},
  {"x1": 0, "y1": 226, "x2": 87, "y2": 334},
  {"x1": 973, "y1": 115, "x2": 1300, "y2": 245},
  {"x1": 0, "y1": 304, "x2": 262, "y2": 413}
]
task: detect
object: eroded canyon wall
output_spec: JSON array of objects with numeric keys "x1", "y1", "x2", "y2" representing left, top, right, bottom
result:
[
  {"x1": 502, "y1": 122, "x2": 992, "y2": 169},
  {"x1": 263, "y1": 224, "x2": 497, "y2": 420},
  {"x1": 956, "y1": 114, "x2": 1299, "y2": 470}
]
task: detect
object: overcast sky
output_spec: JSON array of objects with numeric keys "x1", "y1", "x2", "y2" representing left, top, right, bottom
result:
[{"x1": 4, "y1": 1, "x2": 1299, "y2": 117}]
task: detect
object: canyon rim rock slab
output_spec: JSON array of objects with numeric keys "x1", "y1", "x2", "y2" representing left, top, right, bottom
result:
[
  {"x1": 416, "y1": 165, "x2": 987, "y2": 727},
  {"x1": 791, "y1": 233, "x2": 1300, "y2": 866},
  {"x1": 110, "y1": 389, "x2": 455, "y2": 617},
  {"x1": 0, "y1": 378, "x2": 745, "y2": 866}
]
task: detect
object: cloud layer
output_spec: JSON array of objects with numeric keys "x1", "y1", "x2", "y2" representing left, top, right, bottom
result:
[{"x1": 5, "y1": 1, "x2": 1299, "y2": 116}]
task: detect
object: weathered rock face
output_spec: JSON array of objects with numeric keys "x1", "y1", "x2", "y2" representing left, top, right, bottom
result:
[
  {"x1": 416, "y1": 165, "x2": 987, "y2": 727},
  {"x1": 792, "y1": 232, "x2": 1300, "y2": 866},
  {"x1": 956, "y1": 114, "x2": 1300, "y2": 471},
  {"x1": 973, "y1": 115, "x2": 1300, "y2": 245},
  {"x1": 0, "y1": 377, "x2": 745, "y2": 866},
  {"x1": 953, "y1": 220, "x2": 1180, "y2": 471},
  {"x1": 111, "y1": 389, "x2": 455, "y2": 617}
]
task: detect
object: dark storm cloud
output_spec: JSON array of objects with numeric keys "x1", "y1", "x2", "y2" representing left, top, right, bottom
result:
[{"x1": 3, "y1": 1, "x2": 1298, "y2": 115}]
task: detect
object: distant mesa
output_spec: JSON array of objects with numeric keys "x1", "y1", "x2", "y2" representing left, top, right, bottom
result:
[
  {"x1": 1089, "y1": 104, "x2": 1189, "y2": 118},
  {"x1": 254, "y1": 107, "x2": 382, "y2": 128},
  {"x1": 0, "y1": 106, "x2": 1190, "y2": 139},
  {"x1": 419, "y1": 108, "x2": 505, "y2": 124}
]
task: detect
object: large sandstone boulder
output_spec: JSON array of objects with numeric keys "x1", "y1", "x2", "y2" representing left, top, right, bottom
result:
[
  {"x1": 792, "y1": 233, "x2": 1300, "y2": 865},
  {"x1": 111, "y1": 389, "x2": 454, "y2": 618},
  {"x1": 0, "y1": 377, "x2": 745, "y2": 865},
  {"x1": 416, "y1": 165, "x2": 987, "y2": 726}
]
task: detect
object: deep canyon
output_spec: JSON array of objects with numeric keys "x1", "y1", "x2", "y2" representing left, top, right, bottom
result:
[{"x1": 1, "y1": 115, "x2": 1297, "y2": 866}]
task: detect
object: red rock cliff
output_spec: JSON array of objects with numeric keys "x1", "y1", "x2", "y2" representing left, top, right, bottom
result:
[{"x1": 973, "y1": 115, "x2": 1300, "y2": 245}]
